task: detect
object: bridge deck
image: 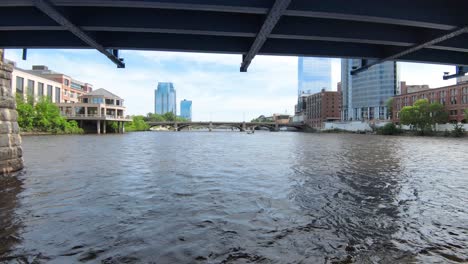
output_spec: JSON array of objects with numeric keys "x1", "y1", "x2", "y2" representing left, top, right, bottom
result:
[{"x1": 1, "y1": 0, "x2": 468, "y2": 72}]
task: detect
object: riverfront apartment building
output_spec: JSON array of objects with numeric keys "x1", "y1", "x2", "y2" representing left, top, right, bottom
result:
[
  {"x1": 10, "y1": 63, "x2": 92, "y2": 104},
  {"x1": 180, "y1": 99, "x2": 192, "y2": 121},
  {"x1": 304, "y1": 89, "x2": 341, "y2": 128},
  {"x1": 341, "y1": 59, "x2": 399, "y2": 121},
  {"x1": 56, "y1": 88, "x2": 131, "y2": 134},
  {"x1": 392, "y1": 83, "x2": 468, "y2": 123},
  {"x1": 155, "y1": 82, "x2": 176, "y2": 115}
]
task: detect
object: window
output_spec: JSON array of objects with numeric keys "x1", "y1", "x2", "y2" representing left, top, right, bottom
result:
[
  {"x1": 55, "y1": 87, "x2": 61, "y2": 103},
  {"x1": 450, "y1": 89, "x2": 457, "y2": 105},
  {"x1": 450, "y1": 110, "x2": 458, "y2": 115},
  {"x1": 47, "y1": 85, "x2": 53, "y2": 100},
  {"x1": 38, "y1": 82, "x2": 44, "y2": 97},
  {"x1": 27, "y1": 80, "x2": 34, "y2": 96},
  {"x1": 92, "y1": 97, "x2": 103, "y2": 104},
  {"x1": 16, "y1": 76, "x2": 24, "y2": 94},
  {"x1": 463, "y1": 87, "x2": 468, "y2": 104},
  {"x1": 82, "y1": 98, "x2": 89, "y2": 103},
  {"x1": 64, "y1": 79, "x2": 70, "y2": 86}
]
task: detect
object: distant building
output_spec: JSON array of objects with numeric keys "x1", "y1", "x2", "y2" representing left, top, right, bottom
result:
[
  {"x1": 298, "y1": 57, "x2": 332, "y2": 96},
  {"x1": 341, "y1": 59, "x2": 399, "y2": 121},
  {"x1": 180, "y1": 99, "x2": 192, "y2": 121},
  {"x1": 272, "y1": 114, "x2": 291, "y2": 124},
  {"x1": 10, "y1": 63, "x2": 92, "y2": 103},
  {"x1": 304, "y1": 89, "x2": 341, "y2": 128},
  {"x1": 392, "y1": 83, "x2": 468, "y2": 123},
  {"x1": 400, "y1": 81, "x2": 430, "y2": 95},
  {"x1": 155, "y1": 82, "x2": 176, "y2": 115}
]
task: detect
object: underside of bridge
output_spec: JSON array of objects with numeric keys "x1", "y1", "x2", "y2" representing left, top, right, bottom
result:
[{"x1": 1, "y1": 0, "x2": 468, "y2": 75}]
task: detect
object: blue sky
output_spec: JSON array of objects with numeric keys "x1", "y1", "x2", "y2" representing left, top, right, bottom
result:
[{"x1": 5, "y1": 49, "x2": 456, "y2": 121}]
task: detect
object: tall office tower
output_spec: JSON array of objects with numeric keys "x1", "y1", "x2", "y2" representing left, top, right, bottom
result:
[
  {"x1": 155, "y1": 82, "x2": 176, "y2": 115},
  {"x1": 298, "y1": 57, "x2": 332, "y2": 96},
  {"x1": 180, "y1": 99, "x2": 192, "y2": 121},
  {"x1": 340, "y1": 59, "x2": 399, "y2": 121}
]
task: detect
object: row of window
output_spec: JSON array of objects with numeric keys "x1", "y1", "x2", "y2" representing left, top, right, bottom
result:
[{"x1": 16, "y1": 76, "x2": 60, "y2": 102}]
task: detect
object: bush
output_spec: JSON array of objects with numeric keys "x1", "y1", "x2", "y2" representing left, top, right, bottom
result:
[
  {"x1": 16, "y1": 95, "x2": 83, "y2": 134},
  {"x1": 451, "y1": 123, "x2": 466, "y2": 138},
  {"x1": 376, "y1": 123, "x2": 402, "y2": 135}
]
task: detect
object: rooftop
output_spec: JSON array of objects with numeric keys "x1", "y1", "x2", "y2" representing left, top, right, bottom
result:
[{"x1": 83, "y1": 88, "x2": 122, "y2": 100}]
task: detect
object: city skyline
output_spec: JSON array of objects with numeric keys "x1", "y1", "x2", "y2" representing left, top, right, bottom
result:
[{"x1": 4, "y1": 49, "x2": 456, "y2": 121}]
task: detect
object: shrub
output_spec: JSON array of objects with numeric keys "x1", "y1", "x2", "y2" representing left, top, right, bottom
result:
[
  {"x1": 376, "y1": 123, "x2": 402, "y2": 135},
  {"x1": 451, "y1": 123, "x2": 466, "y2": 138}
]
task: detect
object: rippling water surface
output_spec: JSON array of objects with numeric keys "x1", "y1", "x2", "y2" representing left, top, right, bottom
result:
[{"x1": 1, "y1": 132, "x2": 467, "y2": 263}]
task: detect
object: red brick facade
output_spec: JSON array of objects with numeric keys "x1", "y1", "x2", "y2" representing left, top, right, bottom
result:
[
  {"x1": 393, "y1": 83, "x2": 468, "y2": 123},
  {"x1": 305, "y1": 89, "x2": 341, "y2": 128}
]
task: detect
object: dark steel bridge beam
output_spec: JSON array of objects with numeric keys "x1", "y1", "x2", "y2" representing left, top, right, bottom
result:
[
  {"x1": 3, "y1": 31, "x2": 468, "y2": 66},
  {"x1": 351, "y1": 26, "x2": 468, "y2": 75},
  {"x1": 32, "y1": 0, "x2": 125, "y2": 68},
  {"x1": 2, "y1": 7, "x2": 468, "y2": 53},
  {"x1": 1, "y1": 0, "x2": 465, "y2": 31},
  {"x1": 240, "y1": 0, "x2": 291, "y2": 72}
]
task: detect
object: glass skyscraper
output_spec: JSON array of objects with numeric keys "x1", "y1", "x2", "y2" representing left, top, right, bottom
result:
[
  {"x1": 298, "y1": 57, "x2": 332, "y2": 96},
  {"x1": 180, "y1": 99, "x2": 192, "y2": 121},
  {"x1": 154, "y1": 82, "x2": 176, "y2": 115},
  {"x1": 341, "y1": 59, "x2": 399, "y2": 121}
]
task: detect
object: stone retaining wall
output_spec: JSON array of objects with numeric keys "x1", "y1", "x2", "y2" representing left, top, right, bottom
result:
[{"x1": 0, "y1": 49, "x2": 24, "y2": 175}]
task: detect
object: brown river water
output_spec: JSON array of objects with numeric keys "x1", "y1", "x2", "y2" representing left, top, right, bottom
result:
[{"x1": 0, "y1": 132, "x2": 467, "y2": 263}]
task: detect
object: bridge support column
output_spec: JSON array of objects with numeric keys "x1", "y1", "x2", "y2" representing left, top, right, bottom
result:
[
  {"x1": 241, "y1": 122, "x2": 246, "y2": 132},
  {"x1": 275, "y1": 123, "x2": 279, "y2": 131},
  {"x1": 0, "y1": 49, "x2": 24, "y2": 175},
  {"x1": 174, "y1": 122, "x2": 178, "y2": 132},
  {"x1": 209, "y1": 122, "x2": 213, "y2": 132},
  {"x1": 97, "y1": 120, "x2": 101, "y2": 134},
  {"x1": 103, "y1": 120, "x2": 106, "y2": 134}
]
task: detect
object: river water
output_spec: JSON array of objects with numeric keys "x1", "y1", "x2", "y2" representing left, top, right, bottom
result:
[{"x1": 0, "y1": 132, "x2": 467, "y2": 263}]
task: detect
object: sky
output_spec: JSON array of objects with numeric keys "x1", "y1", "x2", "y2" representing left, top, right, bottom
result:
[{"x1": 5, "y1": 49, "x2": 456, "y2": 121}]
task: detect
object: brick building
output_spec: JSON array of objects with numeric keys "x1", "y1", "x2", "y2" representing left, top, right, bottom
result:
[
  {"x1": 393, "y1": 82, "x2": 468, "y2": 123},
  {"x1": 305, "y1": 89, "x2": 341, "y2": 128}
]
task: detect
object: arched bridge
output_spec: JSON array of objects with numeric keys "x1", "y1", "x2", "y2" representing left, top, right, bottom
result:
[{"x1": 147, "y1": 121, "x2": 305, "y2": 132}]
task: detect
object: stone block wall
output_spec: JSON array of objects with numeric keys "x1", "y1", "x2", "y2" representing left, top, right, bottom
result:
[{"x1": 0, "y1": 49, "x2": 24, "y2": 175}]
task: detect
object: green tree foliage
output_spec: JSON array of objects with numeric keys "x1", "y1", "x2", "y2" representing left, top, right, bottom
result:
[
  {"x1": 451, "y1": 123, "x2": 466, "y2": 137},
  {"x1": 126, "y1": 115, "x2": 150, "y2": 132},
  {"x1": 251, "y1": 115, "x2": 273, "y2": 122},
  {"x1": 145, "y1": 112, "x2": 188, "y2": 122},
  {"x1": 376, "y1": 123, "x2": 401, "y2": 135},
  {"x1": 464, "y1": 109, "x2": 468, "y2": 122},
  {"x1": 399, "y1": 99, "x2": 448, "y2": 135},
  {"x1": 15, "y1": 95, "x2": 83, "y2": 134}
]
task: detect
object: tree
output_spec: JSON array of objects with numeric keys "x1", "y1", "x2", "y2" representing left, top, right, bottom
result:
[
  {"x1": 126, "y1": 115, "x2": 150, "y2": 132},
  {"x1": 15, "y1": 95, "x2": 83, "y2": 134},
  {"x1": 465, "y1": 109, "x2": 468, "y2": 122},
  {"x1": 16, "y1": 94, "x2": 34, "y2": 131},
  {"x1": 399, "y1": 99, "x2": 448, "y2": 135}
]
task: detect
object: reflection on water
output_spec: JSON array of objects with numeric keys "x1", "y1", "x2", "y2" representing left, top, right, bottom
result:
[
  {"x1": 0, "y1": 132, "x2": 467, "y2": 263},
  {"x1": 0, "y1": 174, "x2": 23, "y2": 262}
]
